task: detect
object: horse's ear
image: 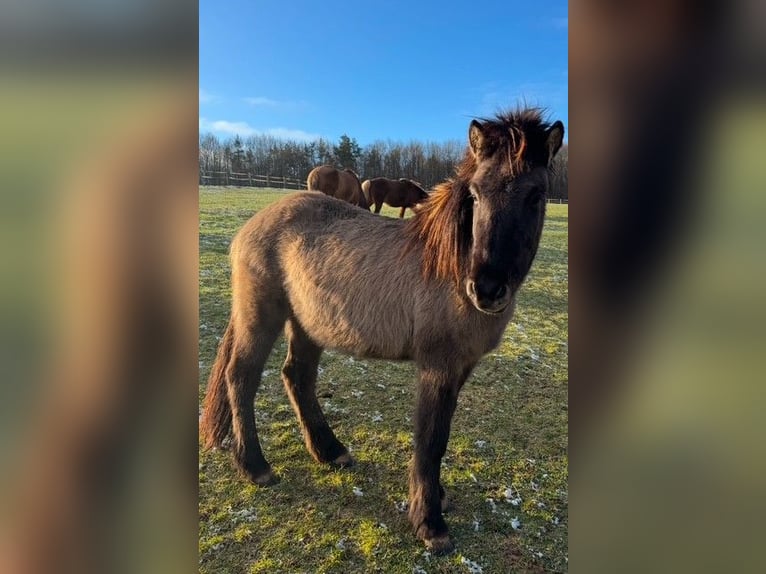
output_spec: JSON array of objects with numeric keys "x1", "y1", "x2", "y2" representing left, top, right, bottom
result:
[
  {"x1": 469, "y1": 120, "x2": 485, "y2": 157},
  {"x1": 546, "y1": 121, "x2": 565, "y2": 165}
]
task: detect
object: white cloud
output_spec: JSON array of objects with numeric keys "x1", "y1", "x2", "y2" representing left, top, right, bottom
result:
[
  {"x1": 199, "y1": 117, "x2": 321, "y2": 141},
  {"x1": 243, "y1": 96, "x2": 309, "y2": 110},
  {"x1": 199, "y1": 117, "x2": 257, "y2": 136},
  {"x1": 243, "y1": 96, "x2": 280, "y2": 106},
  {"x1": 265, "y1": 127, "x2": 321, "y2": 141},
  {"x1": 199, "y1": 89, "x2": 219, "y2": 104}
]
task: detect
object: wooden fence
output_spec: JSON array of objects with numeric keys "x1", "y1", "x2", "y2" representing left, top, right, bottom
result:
[
  {"x1": 199, "y1": 171, "x2": 568, "y2": 203},
  {"x1": 199, "y1": 171, "x2": 306, "y2": 190}
]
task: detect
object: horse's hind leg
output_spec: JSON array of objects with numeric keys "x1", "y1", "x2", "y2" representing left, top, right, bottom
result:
[
  {"x1": 227, "y1": 300, "x2": 285, "y2": 485},
  {"x1": 374, "y1": 202, "x2": 382, "y2": 214},
  {"x1": 399, "y1": 206, "x2": 406, "y2": 218},
  {"x1": 282, "y1": 318, "x2": 353, "y2": 468}
]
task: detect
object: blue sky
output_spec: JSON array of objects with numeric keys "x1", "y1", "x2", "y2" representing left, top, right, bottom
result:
[{"x1": 200, "y1": 0, "x2": 568, "y2": 145}]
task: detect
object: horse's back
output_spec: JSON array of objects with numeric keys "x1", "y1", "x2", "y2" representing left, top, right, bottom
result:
[
  {"x1": 372, "y1": 178, "x2": 408, "y2": 207},
  {"x1": 234, "y1": 192, "x2": 420, "y2": 359}
]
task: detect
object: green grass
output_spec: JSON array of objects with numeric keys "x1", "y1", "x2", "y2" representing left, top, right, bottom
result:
[{"x1": 199, "y1": 186, "x2": 568, "y2": 573}]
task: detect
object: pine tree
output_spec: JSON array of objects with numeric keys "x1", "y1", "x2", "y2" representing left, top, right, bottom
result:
[{"x1": 333, "y1": 134, "x2": 362, "y2": 171}]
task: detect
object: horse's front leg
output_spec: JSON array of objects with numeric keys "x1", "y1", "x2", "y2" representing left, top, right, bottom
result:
[{"x1": 408, "y1": 364, "x2": 472, "y2": 554}]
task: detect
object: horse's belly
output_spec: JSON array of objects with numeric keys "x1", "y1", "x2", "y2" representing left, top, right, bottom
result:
[
  {"x1": 287, "y1": 287, "x2": 414, "y2": 360},
  {"x1": 384, "y1": 193, "x2": 405, "y2": 207}
]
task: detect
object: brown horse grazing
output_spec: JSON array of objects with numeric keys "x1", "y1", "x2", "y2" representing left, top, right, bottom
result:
[
  {"x1": 306, "y1": 165, "x2": 369, "y2": 209},
  {"x1": 201, "y1": 109, "x2": 564, "y2": 554},
  {"x1": 362, "y1": 177, "x2": 430, "y2": 217}
]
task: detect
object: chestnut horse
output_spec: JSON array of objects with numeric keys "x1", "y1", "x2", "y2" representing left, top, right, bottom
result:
[
  {"x1": 201, "y1": 109, "x2": 564, "y2": 554},
  {"x1": 362, "y1": 177, "x2": 429, "y2": 217},
  {"x1": 306, "y1": 165, "x2": 369, "y2": 209}
]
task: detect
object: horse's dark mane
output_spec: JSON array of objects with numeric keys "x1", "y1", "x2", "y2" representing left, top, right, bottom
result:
[{"x1": 404, "y1": 107, "x2": 553, "y2": 285}]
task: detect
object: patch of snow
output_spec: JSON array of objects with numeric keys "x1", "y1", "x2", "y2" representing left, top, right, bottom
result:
[
  {"x1": 395, "y1": 500, "x2": 408, "y2": 513},
  {"x1": 230, "y1": 508, "x2": 257, "y2": 522},
  {"x1": 473, "y1": 517, "x2": 480, "y2": 531},
  {"x1": 336, "y1": 537, "x2": 347, "y2": 550},
  {"x1": 352, "y1": 486, "x2": 364, "y2": 497},
  {"x1": 475, "y1": 440, "x2": 487, "y2": 448},
  {"x1": 511, "y1": 517, "x2": 521, "y2": 530},
  {"x1": 460, "y1": 556, "x2": 484, "y2": 574},
  {"x1": 371, "y1": 412, "x2": 383, "y2": 423},
  {"x1": 486, "y1": 498, "x2": 497, "y2": 513}
]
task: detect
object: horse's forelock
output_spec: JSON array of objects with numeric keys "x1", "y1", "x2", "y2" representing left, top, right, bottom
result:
[{"x1": 404, "y1": 108, "x2": 551, "y2": 284}]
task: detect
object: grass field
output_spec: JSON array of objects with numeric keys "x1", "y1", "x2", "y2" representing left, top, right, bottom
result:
[{"x1": 199, "y1": 186, "x2": 568, "y2": 573}]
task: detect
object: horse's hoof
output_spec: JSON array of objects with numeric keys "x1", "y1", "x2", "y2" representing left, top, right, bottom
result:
[
  {"x1": 250, "y1": 469, "x2": 280, "y2": 487},
  {"x1": 330, "y1": 452, "x2": 356, "y2": 468},
  {"x1": 424, "y1": 535, "x2": 455, "y2": 555},
  {"x1": 329, "y1": 452, "x2": 355, "y2": 469}
]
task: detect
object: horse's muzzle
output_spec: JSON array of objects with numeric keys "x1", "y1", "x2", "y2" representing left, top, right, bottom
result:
[{"x1": 465, "y1": 277, "x2": 512, "y2": 314}]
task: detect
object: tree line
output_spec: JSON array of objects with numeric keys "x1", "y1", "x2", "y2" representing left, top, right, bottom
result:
[{"x1": 199, "y1": 132, "x2": 568, "y2": 200}]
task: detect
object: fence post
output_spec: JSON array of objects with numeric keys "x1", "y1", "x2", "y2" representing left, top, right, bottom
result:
[
  {"x1": 283, "y1": 176, "x2": 286, "y2": 189},
  {"x1": 266, "y1": 174, "x2": 270, "y2": 188}
]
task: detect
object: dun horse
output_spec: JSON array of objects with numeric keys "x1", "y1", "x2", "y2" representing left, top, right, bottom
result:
[
  {"x1": 201, "y1": 109, "x2": 564, "y2": 554},
  {"x1": 362, "y1": 177, "x2": 429, "y2": 217},
  {"x1": 307, "y1": 165, "x2": 369, "y2": 209}
]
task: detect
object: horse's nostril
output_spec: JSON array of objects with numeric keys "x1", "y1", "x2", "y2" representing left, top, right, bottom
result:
[
  {"x1": 473, "y1": 276, "x2": 507, "y2": 303},
  {"x1": 466, "y1": 280, "x2": 477, "y2": 299}
]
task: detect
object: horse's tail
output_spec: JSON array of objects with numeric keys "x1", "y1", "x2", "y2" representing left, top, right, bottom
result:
[
  {"x1": 361, "y1": 179, "x2": 371, "y2": 204},
  {"x1": 200, "y1": 320, "x2": 235, "y2": 449},
  {"x1": 358, "y1": 185, "x2": 370, "y2": 210}
]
